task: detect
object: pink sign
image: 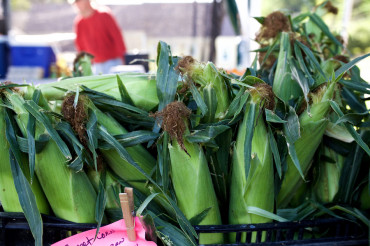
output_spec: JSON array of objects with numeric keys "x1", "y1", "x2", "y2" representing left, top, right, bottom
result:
[{"x1": 52, "y1": 217, "x2": 157, "y2": 246}]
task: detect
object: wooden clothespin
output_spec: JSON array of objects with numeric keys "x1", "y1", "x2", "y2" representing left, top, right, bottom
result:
[{"x1": 119, "y1": 187, "x2": 136, "y2": 241}]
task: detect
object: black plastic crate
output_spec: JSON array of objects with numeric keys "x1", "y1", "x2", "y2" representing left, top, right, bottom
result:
[
  {"x1": 0, "y1": 212, "x2": 368, "y2": 246},
  {"x1": 194, "y1": 218, "x2": 369, "y2": 246}
]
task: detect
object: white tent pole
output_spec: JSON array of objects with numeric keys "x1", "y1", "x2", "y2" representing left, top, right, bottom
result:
[
  {"x1": 236, "y1": 0, "x2": 261, "y2": 68},
  {"x1": 341, "y1": 0, "x2": 354, "y2": 46}
]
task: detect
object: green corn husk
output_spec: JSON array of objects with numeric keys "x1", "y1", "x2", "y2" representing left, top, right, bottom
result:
[
  {"x1": 273, "y1": 32, "x2": 302, "y2": 103},
  {"x1": 6, "y1": 91, "x2": 97, "y2": 223},
  {"x1": 152, "y1": 101, "x2": 223, "y2": 244},
  {"x1": 0, "y1": 105, "x2": 50, "y2": 214},
  {"x1": 313, "y1": 146, "x2": 344, "y2": 204},
  {"x1": 277, "y1": 81, "x2": 337, "y2": 208},
  {"x1": 89, "y1": 102, "x2": 156, "y2": 194},
  {"x1": 177, "y1": 56, "x2": 230, "y2": 122},
  {"x1": 359, "y1": 183, "x2": 370, "y2": 210},
  {"x1": 169, "y1": 137, "x2": 223, "y2": 244},
  {"x1": 229, "y1": 84, "x2": 274, "y2": 242},
  {"x1": 87, "y1": 168, "x2": 121, "y2": 210},
  {"x1": 36, "y1": 73, "x2": 159, "y2": 111}
]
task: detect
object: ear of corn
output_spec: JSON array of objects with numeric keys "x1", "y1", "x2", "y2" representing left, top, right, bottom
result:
[
  {"x1": 359, "y1": 183, "x2": 370, "y2": 210},
  {"x1": 169, "y1": 136, "x2": 223, "y2": 244},
  {"x1": 229, "y1": 86, "x2": 274, "y2": 242},
  {"x1": 177, "y1": 57, "x2": 230, "y2": 122},
  {"x1": 87, "y1": 168, "x2": 121, "y2": 210},
  {"x1": 313, "y1": 146, "x2": 344, "y2": 204},
  {"x1": 5, "y1": 91, "x2": 97, "y2": 223},
  {"x1": 277, "y1": 82, "x2": 336, "y2": 208},
  {"x1": 0, "y1": 105, "x2": 50, "y2": 214},
  {"x1": 88, "y1": 102, "x2": 156, "y2": 193},
  {"x1": 36, "y1": 73, "x2": 159, "y2": 111},
  {"x1": 273, "y1": 32, "x2": 302, "y2": 103}
]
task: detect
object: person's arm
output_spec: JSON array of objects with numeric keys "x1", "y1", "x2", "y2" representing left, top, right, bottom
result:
[{"x1": 103, "y1": 12, "x2": 126, "y2": 63}]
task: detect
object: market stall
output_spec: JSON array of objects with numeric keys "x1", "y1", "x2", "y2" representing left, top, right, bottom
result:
[{"x1": 0, "y1": 1, "x2": 369, "y2": 246}]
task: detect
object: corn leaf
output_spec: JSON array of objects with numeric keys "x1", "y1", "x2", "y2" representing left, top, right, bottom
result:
[
  {"x1": 335, "y1": 53, "x2": 370, "y2": 79},
  {"x1": 73, "y1": 87, "x2": 80, "y2": 109},
  {"x1": 246, "y1": 206, "x2": 288, "y2": 222},
  {"x1": 9, "y1": 150, "x2": 43, "y2": 246},
  {"x1": 116, "y1": 74, "x2": 134, "y2": 105},
  {"x1": 283, "y1": 106, "x2": 300, "y2": 143},
  {"x1": 224, "y1": 89, "x2": 243, "y2": 118},
  {"x1": 189, "y1": 81, "x2": 208, "y2": 116},
  {"x1": 286, "y1": 139, "x2": 305, "y2": 180},
  {"x1": 0, "y1": 83, "x2": 28, "y2": 89},
  {"x1": 68, "y1": 155, "x2": 84, "y2": 172},
  {"x1": 329, "y1": 205, "x2": 369, "y2": 226},
  {"x1": 5, "y1": 109, "x2": 25, "y2": 167},
  {"x1": 342, "y1": 87, "x2": 367, "y2": 113},
  {"x1": 296, "y1": 41, "x2": 327, "y2": 80},
  {"x1": 240, "y1": 75, "x2": 265, "y2": 86},
  {"x1": 253, "y1": 16, "x2": 265, "y2": 24},
  {"x1": 23, "y1": 101, "x2": 72, "y2": 160},
  {"x1": 151, "y1": 42, "x2": 179, "y2": 146},
  {"x1": 335, "y1": 139, "x2": 365, "y2": 204},
  {"x1": 309, "y1": 13, "x2": 343, "y2": 47},
  {"x1": 226, "y1": 91, "x2": 249, "y2": 124},
  {"x1": 203, "y1": 85, "x2": 217, "y2": 123},
  {"x1": 5, "y1": 110, "x2": 43, "y2": 246},
  {"x1": 265, "y1": 109, "x2": 287, "y2": 123},
  {"x1": 290, "y1": 58, "x2": 310, "y2": 110},
  {"x1": 17, "y1": 135, "x2": 49, "y2": 154},
  {"x1": 136, "y1": 193, "x2": 159, "y2": 216},
  {"x1": 81, "y1": 85, "x2": 116, "y2": 100},
  {"x1": 27, "y1": 90, "x2": 41, "y2": 182},
  {"x1": 158, "y1": 132, "x2": 170, "y2": 192},
  {"x1": 293, "y1": 43, "x2": 314, "y2": 87},
  {"x1": 268, "y1": 126, "x2": 282, "y2": 179},
  {"x1": 186, "y1": 125, "x2": 230, "y2": 145},
  {"x1": 89, "y1": 97, "x2": 149, "y2": 116},
  {"x1": 86, "y1": 111, "x2": 99, "y2": 170},
  {"x1": 147, "y1": 211, "x2": 196, "y2": 246},
  {"x1": 261, "y1": 38, "x2": 279, "y2": 67},
  {"x1": 95, "y1": 171, "x2": 108, "y2": 240},
  {"x1": 334, "y1": 112, "x2": 369, "y2": 126},
  {"x1": 55, "y1": 121, "x2": 84, "y2": 150},
  {"x1": 188, "y1": 207, "x2": 212, "y2": 225},
  {"x1": 339, "y1": 79, "x2": 370, "y2": 94},
  {"x1": 156, "y1": 41, "x2": 178, "y2": 110},
  {"x1": 243, "y1": 102, "x2": 256, "y2": 181},
  {"x1": 330, "y1": 101, "x2": 370, "y2": 156},
  {"x1": 114, "y1": 131, "x2": 160, "y2": 147}
]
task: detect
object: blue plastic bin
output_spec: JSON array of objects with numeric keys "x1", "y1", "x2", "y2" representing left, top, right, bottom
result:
[
  {"x1": 0, "y1": 37, "x2": 8, "y2": 79},
  {"x1": 10, "y1": 45, "x2": 56, "y2": 78}
]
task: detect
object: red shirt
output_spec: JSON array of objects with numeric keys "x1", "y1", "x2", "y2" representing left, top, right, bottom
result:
[{"x1": 74, "y1": 8, "x2": 126, "y2": 63}]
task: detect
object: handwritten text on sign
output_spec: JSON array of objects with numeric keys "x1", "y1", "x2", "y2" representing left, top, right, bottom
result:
[{"x1": 52, "y1": 217, "x2": 157, "y2": 246}]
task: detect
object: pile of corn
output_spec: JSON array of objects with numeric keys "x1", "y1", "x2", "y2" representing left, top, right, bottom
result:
[{"x1": 1, "y1": 3, "x2": 369, "y2": 246}]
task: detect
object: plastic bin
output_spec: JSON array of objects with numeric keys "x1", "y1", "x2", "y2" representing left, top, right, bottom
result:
[
  {"x1": 0, "y1": 210, "x2": 368, "y2": 246},
  {"x1": 10, "y1": 45, "x2": 56, "y2": 78},
  {"x1": 0, "y1": 36, "x2": 8, "y2": 79}
]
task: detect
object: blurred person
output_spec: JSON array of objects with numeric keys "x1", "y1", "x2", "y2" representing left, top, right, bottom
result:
[{"x1": 69, "y1": 0, "x2": 126, "y2": 74}]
